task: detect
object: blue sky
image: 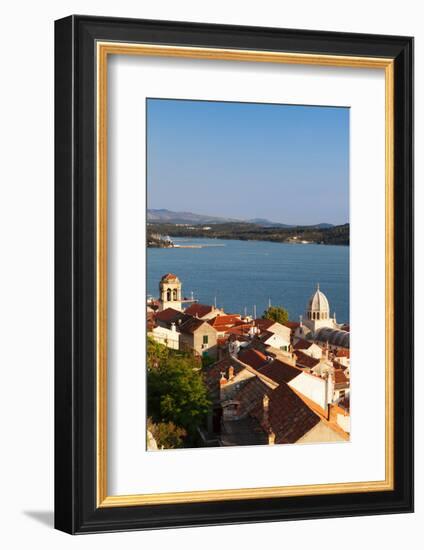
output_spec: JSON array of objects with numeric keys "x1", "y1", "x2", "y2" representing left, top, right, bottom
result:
[{"x1": 147, "y1": 98, "x2": 349, "y2": 225}]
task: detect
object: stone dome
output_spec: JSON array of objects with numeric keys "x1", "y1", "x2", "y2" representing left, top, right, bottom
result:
[
  {"x1": 306, "y1": 284, "x2": 330, "y2": 321},
  {"x1": 308, "y1": 284, "x2": 330, "y2": 313}
]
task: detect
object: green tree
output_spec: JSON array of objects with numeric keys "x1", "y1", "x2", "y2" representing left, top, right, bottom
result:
[
  {"x1": 147, "y1": 341, "x2": 210, "y2": 437},
  {"x1": 147, "y1": 418, "x2": 187, "y2": 449},
  {"x1": 262, "y1": 305, "x2": 289, "y2": 324},
  {"x1": 147, "y1": 336, "x2": 170, "y2": 368}
]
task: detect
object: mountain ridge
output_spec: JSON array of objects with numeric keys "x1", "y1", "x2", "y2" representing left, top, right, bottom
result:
[{"x1": 147, "y1": 208, "x2": 335, "y2": 228}]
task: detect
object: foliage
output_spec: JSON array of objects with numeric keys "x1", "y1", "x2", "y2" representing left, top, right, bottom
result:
[
  {"x1": 147, "y1": 222, "x2": 350, "y2": 246},
  {"x1": 262, "y1": 305, "x2": 289, "y2": 324},
  {"x1": 147, "y1": 418, "x2": 187, "y2": 449},
  {"x1": 147, "y1": 339, "x2": 211, "y2": 436},
  {"x1": 147, "y1": 336, "x2": 170, "y2": 369},
  {"x1": 201, "y1": 354, "x2": 216, "y2": 369}
]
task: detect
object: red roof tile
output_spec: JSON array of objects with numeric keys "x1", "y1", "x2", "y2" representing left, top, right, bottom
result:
[
  {"x1": 253, "y1": 318, "x2": 275, "y2": 331},
  {"x1": 238, "y1": 348, "x2": 268, "y2": 370},
  {"x1": 184, "y1": 303, "x2": 214, "y2": 318},
  {"x1": 294, "y1": 338, "x2": 313, "y2": 350},
  {"x1": 250, "y1": 383, "x2": 320, "y2": 444},
  {"x1": 283, "y1": 321, "x2": 300, "y2": 330},
  {"x1": 258, "y1": 359, "x2": 301, "y2": 385},
  {"x1": 234, "y1": 377, "x2": 274, "y2": 417},
  {"x1": 334, "y1": 369, "x2": 349, "y2": 386},
  {"x1": 154, "y1": 308, "x2": 183, "y2": 323},
  {"x1": 203, "y1": 357, "x2": 245, "y2": 400},
  {"x1": 295, "y1": 350, "x2": 320, "y2": 369},
  {"x1": 161, "y1": 273, "x2": 179, "y2": 281},
  {"x1": 208, "y1": 314, "x2": 242, "y2": 328},
  {"x1": 179, "y1": 317, "x2": 215, "y2": 335},
  {"x1": 225, "y1": 324, "x2": 254, "y2": 336}
]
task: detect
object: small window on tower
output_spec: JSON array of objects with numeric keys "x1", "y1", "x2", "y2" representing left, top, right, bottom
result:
[{"x1": 203, "y1": 335, "x2": 209, "y2": 345}]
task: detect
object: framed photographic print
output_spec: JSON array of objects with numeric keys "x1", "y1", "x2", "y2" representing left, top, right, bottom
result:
[{"x1": 54, "y1": 15, "x2": 414, "y2": 534}]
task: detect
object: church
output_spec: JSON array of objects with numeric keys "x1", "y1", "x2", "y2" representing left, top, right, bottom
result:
[
  {"x1": 295, "y1": 284, "x2": 349, "y2": 349},
  {"x1": 157, "y1": 273, "x2": 183, "y2": 311}
]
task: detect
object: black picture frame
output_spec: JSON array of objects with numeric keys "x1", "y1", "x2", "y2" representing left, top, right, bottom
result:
[{"x1": 55, "y1": 15, "x2": 414, "y2": 534}]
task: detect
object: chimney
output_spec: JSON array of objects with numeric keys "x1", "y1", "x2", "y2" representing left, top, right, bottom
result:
[
  {"x1": 171, "y1": 322, "x2": 176, "y2": 332},
  {"x1": 219, "y1": 372, "x2": 227, "y2": 388},
  {"x1": 228, "y1": 366, "x2": 235, "y2": 381},
  {"x1": 268, "y1": 429, "x2": 276, "y2": 445}
]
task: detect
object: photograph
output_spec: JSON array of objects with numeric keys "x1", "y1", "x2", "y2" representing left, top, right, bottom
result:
[{"x1": 146, "y1": 98, "x2": 351, "y2": 450}]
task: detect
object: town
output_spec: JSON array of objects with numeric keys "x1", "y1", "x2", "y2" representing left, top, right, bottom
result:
[{"x1": 147, "y1": 273, "x2": 350, "y2": 450}]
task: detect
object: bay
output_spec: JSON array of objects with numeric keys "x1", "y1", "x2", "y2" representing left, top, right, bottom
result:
[{"x1": 147, "y1": 237, "x2": 349, "y2": 324}]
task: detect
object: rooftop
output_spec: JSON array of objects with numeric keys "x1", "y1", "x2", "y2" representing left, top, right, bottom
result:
[
  {"x1": 184, "y1": 303, "x2": 215, "y2": 318},
  {"x1": 295, "y1": 350, "x2": 321, "y2": 369},
  {"x1": 238, "y1": 348, "x2": 269, "y2": 370},
  {"x1": 258, "y1": 359, "x2": 301, "y2": 385},
  {"x1": 251, "y1": 383, "x2": 321, "y2": 444}
]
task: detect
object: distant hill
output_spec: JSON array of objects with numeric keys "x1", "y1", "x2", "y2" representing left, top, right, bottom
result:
[
  {"x1": 148, "y1": 209, "x2": 335, "y2": 228},
  {"x1": 147, "y1": 209, "x2": 240, "y2": 224},
  {"x1": 147, "y1": 221, "x2": 349, "y2": 246}
]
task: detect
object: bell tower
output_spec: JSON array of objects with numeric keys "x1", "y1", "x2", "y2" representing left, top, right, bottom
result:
[{"x1": 158, "y1": 273, "x2": 182, "y2": 311}]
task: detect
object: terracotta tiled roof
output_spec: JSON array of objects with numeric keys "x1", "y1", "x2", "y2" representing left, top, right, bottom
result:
[
  {"x1": 283, "y1": 321, "x2": 300, "y2": 330},
  {"x1": 294, "y1": 338, "x2": 313, "y2": 350},
  {"x1": 295, "y1": 350, "x2": 320, "y2": 369},
  {"x1": 154, "y1": 308, "x2": 183, "y2": 323},
  {"x1": 203, "y1": 357, "x2": 245, "y2": 400},
  {"x1": 258, "y1": 359, "x2": 301, "y2": 385},
  {"x1": 238, "y1": 348, "x2": 268, "y2": 370},
  {"x1": 250, "y1": 383, "x2": 320, "y2": 444},
  {"x1": 225, "y1": 324, "x2": 254, "y2": 336},
  {"x1": 184, "y1": 303, "x2": 214, "y2": 318},
  {"x1": 208, "y1": 314, "x2": 242, "y2": 329},
  {"x1": 334, "y1": 369, "x2": 349, "y2": 387},
  {"x1": 234, "y1": 377, "x2": 274, "y2": 417},
  {"x1": 253, "y1": 318, "x2": 275, "y2": 331},
  {"x1": 336, "y1": 348, "x2": 350, "y2": 358},
  {"x1": 179, "y1": 317, "x2": 214, "y2": 335},
  {"x1": 160, "y1": 273, "x2": 179, "y2": 281},
  {"x1": 257, "y1": 330, "x2": 275, "y2": 343},
  {"x1": 333, "y1": 360, "x2": 348, "y2": 371}
]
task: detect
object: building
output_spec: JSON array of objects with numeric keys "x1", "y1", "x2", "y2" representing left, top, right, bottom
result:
[
  {"x1": 151, "y1": 324, "x2": 180, "y2": 350},
  {"x1": 295, "y1": 284, "x2": 349, "y2": 350},
  {"x1": 202, "y1": 339, "x2": 348, "y2": 446},
  {"x1": 178, "y1": 316, "x2": 218, "y2": 359},
  {"x1": 158, "y1": 273, "x2": 183, "y2": 311},
  {"x1": 184, "y1": 303, "x2": 223, "y2": 320},
  {"x1": 293, "y1": 338, "x2": 322, "y2": 359}
]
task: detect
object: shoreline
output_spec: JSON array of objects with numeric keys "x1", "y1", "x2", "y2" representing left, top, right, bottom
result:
[{"x1": 148, "y1": 237, "x2": 349, "y2": 249}]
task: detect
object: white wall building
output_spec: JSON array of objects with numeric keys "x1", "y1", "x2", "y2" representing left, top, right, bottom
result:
[{"x1": 151, "y1": 324, "x2": 180, "y2": 350}]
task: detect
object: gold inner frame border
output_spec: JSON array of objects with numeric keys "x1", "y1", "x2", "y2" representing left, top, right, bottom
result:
[{"x1": 96, "y1": 42, "x2": 394, "y2": 508}]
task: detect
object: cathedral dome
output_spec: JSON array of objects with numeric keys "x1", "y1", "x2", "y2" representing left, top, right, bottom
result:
[{"x1": 306, "y1": 284, "x2": 330, "y2": 321}]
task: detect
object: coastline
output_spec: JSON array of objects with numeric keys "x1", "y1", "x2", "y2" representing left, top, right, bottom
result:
[{"x1": 147, "y1": 236, "x2": 349, "y2": 248}]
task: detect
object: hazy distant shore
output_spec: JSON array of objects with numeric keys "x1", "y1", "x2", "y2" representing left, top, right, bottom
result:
[{"x1": 147, "y1": 221, "x2": 349, "y2": 248}]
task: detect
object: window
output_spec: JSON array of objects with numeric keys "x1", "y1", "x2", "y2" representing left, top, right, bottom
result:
[{"x1": 203, "y1": 335, "x2": 209, "y2": 345}]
